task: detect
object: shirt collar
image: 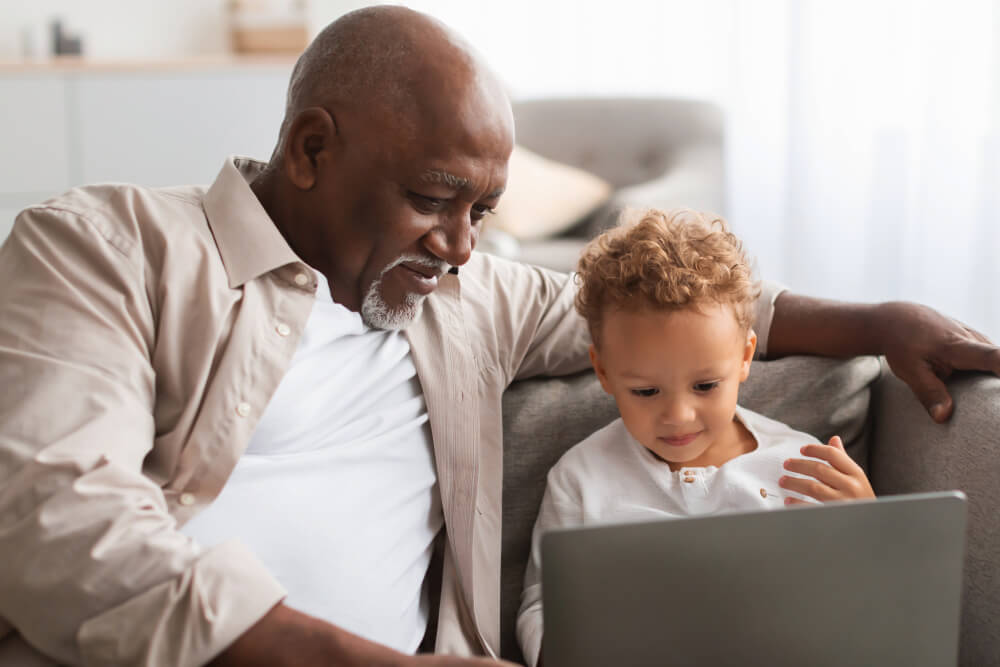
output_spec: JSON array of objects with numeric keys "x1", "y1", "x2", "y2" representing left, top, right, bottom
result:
[{"x1": 203, "y1": 156, "x2": 303, "y2": 288}]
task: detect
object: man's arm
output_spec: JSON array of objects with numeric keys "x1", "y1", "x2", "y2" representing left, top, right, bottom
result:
[
  {"x1": 211, "y1": 603, "x2": 516, "y2": 667},
  {"x1": 767, "y1": 293, "x2": 1000, "y2": 422},
  {"x1": 471, "y1": 256, "x2": 592, "y2": 383},
  {"x1": 0, "y1": 206, "x2": 293, "y2": 664}
]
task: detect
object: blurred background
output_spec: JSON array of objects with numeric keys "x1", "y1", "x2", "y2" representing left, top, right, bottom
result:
[{"x1": 1, "y1": 0, "x2": 997, "y2": 339}]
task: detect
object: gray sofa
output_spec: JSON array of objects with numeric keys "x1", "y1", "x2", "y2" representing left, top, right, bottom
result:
[
  {"x1": 498, "y1": 97, "x2": 725, "y2": 273},
  {"x1": 500, "y1": 356, "x2": 1000, "y2": 666}
]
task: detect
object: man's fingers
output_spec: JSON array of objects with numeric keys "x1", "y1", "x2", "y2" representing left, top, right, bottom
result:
[
  {"x1": 902, "y1": 362, "x2": 954, "y2": 423},
  {"x1": 951, "y1": 317, "x2": 993, "y2": 345},
  {"x1": 942, "y1": 339, "x2": 1000, "y2": 375},
  {"x1": 965, "y1": 327, "x2": 992, "y2": 345}
]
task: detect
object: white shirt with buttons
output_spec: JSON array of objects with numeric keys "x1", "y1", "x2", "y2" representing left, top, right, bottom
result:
[
  {"x1": 516, "y1": 406, "x2": 820, "y2": 666},
  {"x1": 181, "y1": 269, "x2": 442, "y2": 653}
]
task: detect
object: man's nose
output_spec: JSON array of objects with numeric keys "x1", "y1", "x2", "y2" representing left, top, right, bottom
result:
[{"x1": 425, "y1": 210, "x2": 475, "y2": 267}]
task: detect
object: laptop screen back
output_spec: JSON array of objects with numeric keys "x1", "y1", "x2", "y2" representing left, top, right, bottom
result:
[{"x1": 542, "y1": 491, "x2": 966, "y2": 667}]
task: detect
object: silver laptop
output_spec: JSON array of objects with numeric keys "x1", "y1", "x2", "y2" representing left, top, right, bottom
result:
[{"x1": 542, "y1": 491, "x2": 966, "y2": 667}]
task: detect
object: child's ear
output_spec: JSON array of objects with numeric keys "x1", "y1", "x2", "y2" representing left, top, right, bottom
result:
[
  {"x1": 739, "y1": 329, "x2": 758, "y2": 383},
  {"x1": 589, "y1": 344, "x2": 613, "y2": 395}
]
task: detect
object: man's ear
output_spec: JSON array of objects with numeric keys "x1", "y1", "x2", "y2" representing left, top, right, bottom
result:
[
  {"x1": 589, "y1": 344, "x2": 613, "y2": 395},
  {"x1": 283, "y1": 107, "x2": 338, "y2": 191},
  {"x1": 739, "y1": 329, "x2": 758, "y2": 383}
]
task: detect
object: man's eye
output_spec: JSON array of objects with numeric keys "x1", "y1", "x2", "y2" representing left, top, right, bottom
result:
[
  {"x1": 631, "y1": 388, "x2": 659, "y2": 398},
  {"x1": 411, "y1": 194, "x2": 445, "y2": 212},
  {"x1": 694, "y1": 382, "x2": 720, "y2": 393},
  {"x1": 471, "y1": 204, "x2": 496, "y2": 222}
]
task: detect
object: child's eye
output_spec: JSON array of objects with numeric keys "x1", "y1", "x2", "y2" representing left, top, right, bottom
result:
[
  {"x1": 694, "y1": 381, "x2": 720, "y2": 393},
  {"x1": 630, "y1": 388, "x2": 659, "y2": 398}
]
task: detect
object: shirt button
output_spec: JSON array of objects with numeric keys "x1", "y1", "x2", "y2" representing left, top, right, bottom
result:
[
  {"x1": 275, "y1": 322, "x2": 291, "y2": 337},
  {"x1": 760, "y1": 488, "x2": 768, "y2": 498},
  {"x1": 179, "y1": 492, "x2": 196, "y2": 506},
  {"x1": 236, "y1": 401, "x2": 251, "y2": 417},
  {"x1": 293, "y1": 272, "x2": 310, "y2": 286},
  {"x1": 683, "y1": 476, "x2": 696, "y2": 484}
]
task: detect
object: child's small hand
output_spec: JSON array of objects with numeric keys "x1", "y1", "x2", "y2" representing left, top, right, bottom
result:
[{"x1": 779, "y1": 435, "x2": 875, "y2": 504}]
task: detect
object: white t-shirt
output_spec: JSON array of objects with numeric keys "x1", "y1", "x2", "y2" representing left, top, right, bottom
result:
[
  {"x1": 516, "y1": 406, "x2": 820, "y2": 666},
  {"x1": 182, "y1": 271, "x2": 442, "y2": 653}
]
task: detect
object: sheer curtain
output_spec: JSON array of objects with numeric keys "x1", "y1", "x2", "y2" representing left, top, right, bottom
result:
[
  {"x1": 726, "y1": 1, "x2": 1000, "y2": 339},
  {"x1": 320, "y1": 0, "x2": 1000, "y2": 337}
]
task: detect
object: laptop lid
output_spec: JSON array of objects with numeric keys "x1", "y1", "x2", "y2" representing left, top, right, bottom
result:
[{"x1": 542, "y1": 491, "x2": 967, "y2": 667}]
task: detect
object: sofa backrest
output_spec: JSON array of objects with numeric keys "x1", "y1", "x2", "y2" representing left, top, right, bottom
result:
[{"x1": 512, "y1": 97, "x2": 724, "y2": 190}]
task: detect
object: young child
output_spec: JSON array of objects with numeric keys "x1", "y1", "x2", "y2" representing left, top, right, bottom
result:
[{"x1": 515, "y1": 208, "x2": 875, "y2": 666}]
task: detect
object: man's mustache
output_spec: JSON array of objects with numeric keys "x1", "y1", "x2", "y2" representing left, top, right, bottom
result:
[{"x1": 383, "y1": 255, "x2": 451, "y2": 278}]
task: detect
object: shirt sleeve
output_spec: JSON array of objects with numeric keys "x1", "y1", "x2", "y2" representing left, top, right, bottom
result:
[
  {"x1": 0, "y1": 206, "x2": 285, "y2": 666},
  {"x1": 515, "y1": 464, "x2": 585, "y2": 667},
  {"x1": 474, "y1": 255, "x2": 591, "y2": 382},
  {"x1": 753, "y1": 279, "x2": 788, "y2": 360}
]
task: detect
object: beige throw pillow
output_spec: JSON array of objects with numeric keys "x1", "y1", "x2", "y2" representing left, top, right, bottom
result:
[{"x1": 489, "y1": 145, "x2": 612, "y2": 241}]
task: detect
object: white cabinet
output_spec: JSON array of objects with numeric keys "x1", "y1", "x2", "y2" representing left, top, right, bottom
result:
[
  {"x1": 0, "y1": 60, "x2": 294, "y2": 240},
  {"x1": 75, "y1": 68, "x2": 290, "y2": 187},
  {"x1": 0, "y1": 74, "x2": 72, "y2": 195}
]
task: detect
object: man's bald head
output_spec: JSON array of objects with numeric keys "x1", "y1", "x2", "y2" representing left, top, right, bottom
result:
[
  {"x1": 254, "y1": 7, "x2": 513, "y2": 329},
  {"x1": 275, "y1": 5, "x2": 511, "y2": 159}
]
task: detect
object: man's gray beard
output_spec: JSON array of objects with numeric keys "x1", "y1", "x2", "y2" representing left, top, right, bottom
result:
[
  {"x1": 361, "y1": 284, "x2": 422, "y2": 330},
  {"x1": 360, "y1": 255, "x2": 442, "y2": 330}
]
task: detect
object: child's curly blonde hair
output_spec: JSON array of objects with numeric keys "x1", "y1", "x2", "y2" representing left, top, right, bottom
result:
[{"x1": 574, "y1": 208, "x2": 760, "y2": 347}]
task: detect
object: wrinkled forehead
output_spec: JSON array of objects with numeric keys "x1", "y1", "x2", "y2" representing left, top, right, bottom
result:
[
  {"x1": 361, "y1": 80, "x2": 513, "y2": 186},
  {"x1": 401, "y1": 64, "x2": 513, "y2": 151}
]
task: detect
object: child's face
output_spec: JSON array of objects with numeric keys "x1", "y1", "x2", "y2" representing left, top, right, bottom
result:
[{"x1": 589, "y1": 302, "x2": 757, "y2": 470}]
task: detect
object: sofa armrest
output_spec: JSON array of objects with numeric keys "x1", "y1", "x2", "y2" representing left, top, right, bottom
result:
[{"x1": 869, "y1": 359, "x2": 1000, "y2": 667}]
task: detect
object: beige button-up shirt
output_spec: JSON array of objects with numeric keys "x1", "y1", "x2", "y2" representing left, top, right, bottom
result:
[{"x1": 0, "y1": 157, "x2": 782, "y2": 666}]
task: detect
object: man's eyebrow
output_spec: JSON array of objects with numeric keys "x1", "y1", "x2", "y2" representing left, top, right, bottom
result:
[
  {"x1": 420, "y1": 170, "x2": 505, "y2": 199},
  {"x1": 421, "y1": 170, "x2": 472, "y2": 190}
]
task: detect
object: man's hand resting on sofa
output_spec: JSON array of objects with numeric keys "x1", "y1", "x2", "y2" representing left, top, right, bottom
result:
[
  {"x1": 876, "y1": 301, "x2": 1000, "y2": 422},
  {"x1": 767, "y1": 294, "x2": 1000, "y2": 423}
]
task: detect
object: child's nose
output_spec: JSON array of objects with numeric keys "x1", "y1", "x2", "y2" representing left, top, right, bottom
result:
[{"x1": 659, "y1": 397, "x2": 695, "y2": 424}]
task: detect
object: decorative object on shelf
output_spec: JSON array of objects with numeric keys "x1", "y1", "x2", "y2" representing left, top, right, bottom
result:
[
  {"x1": 228, "y1": 0, "x2": 309, "y2": 55},
  {"x1": 51, "y1": 20, "x2": 83, "y2": 56}
]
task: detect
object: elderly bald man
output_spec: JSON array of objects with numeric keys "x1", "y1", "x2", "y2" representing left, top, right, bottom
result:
[{"x1": 0, "y1": 6, "x2": 997, "y2": 667}]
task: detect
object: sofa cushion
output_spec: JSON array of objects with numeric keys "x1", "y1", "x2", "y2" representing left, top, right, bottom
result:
[
  {"x1": 489, "y1": 144, "x2": 612, "y2": 241},
  {"x1": 499, "y1": 354, "x2": 881, "y2": 662}
]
